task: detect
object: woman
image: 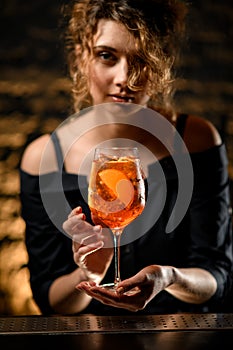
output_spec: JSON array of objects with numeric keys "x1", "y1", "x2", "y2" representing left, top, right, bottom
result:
[{"x1": 20, "y1": 0, "x2": 232, "y2": 315}]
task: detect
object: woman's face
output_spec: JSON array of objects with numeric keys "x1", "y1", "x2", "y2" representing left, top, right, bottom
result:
[{"x1": 87, "y1": 19, "x2": 150, "y2": 106}]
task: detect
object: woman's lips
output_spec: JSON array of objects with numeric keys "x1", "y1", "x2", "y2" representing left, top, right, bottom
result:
[{"x1": 110, "y1": 95, "x2": 134, "y2": 103}]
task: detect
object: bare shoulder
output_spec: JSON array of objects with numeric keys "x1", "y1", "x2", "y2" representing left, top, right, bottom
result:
[
  {"x1": 183, "y1": 115, "x2": 222, "y2": 153},
  {"x1": 20, "y1": 134, "x2": 57, "y2": 175}
]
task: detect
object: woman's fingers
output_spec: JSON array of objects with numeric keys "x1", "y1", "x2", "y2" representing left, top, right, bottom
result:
[
  {"x1": 77, "y1": 281, "x2": 96, "y2": 289},
  {"x1": 76, "y1": 283, "x2": 143, "y2": 311},
  {"x1": 72, "y1": 228, "x2": 104, "y2": 255},
  {"x1": 73, "y1": 231, "x2": 101, "y2": 245},
  {"x1": 73, "y1": 233, "x2": 102, "y2": 252},
  {"x1": 72, "y1": 223, "x2": 102, "y2": 242},
  {"x1": 116, "y1": 273, "x2": 144, "y2": 294},
  {"x1": 68, "y1": 206, "x2": 83, "y2": 219},
  {"x1": 73, "y1": 240, "x2": 104, "y2": 262},
  {"x1": 64, "y1": 210, "x2": 102, "y2": 243},
  {"x1": 63, "y1": 212, "x2": 85, "y2": 234}
]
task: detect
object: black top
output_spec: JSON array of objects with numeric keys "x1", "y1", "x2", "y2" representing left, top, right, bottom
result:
[{"x1": 19, "y1": 115, "x2": 233, "y2": 315}]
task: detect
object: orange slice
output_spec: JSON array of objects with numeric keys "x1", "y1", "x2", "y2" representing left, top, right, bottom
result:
[{"x1": 99, "y1": 169, "x2": 134, "y2": 206}]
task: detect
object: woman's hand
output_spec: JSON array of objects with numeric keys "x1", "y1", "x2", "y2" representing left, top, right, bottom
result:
[
  {"x1": 76, "y1": 264, "x2": 217, "y2": 311},
  {"x1": 76, "y1": 265, "x2": 173, "y2": 312},
  {"x1": 62, "y1": 207, "x2": 113, "y2": 284}
]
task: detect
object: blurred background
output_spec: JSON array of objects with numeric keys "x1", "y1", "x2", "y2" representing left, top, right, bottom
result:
[{"x1": 0, "y1": 0, "x2": 232, "y2": 315}]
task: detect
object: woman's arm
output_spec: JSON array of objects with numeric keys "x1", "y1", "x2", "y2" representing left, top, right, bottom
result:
[
  {"x1": 165, "y1": 266, "x2": 217, "y2": 303},
  {"x1": 48, "y1": 268, "x2": 93, "y2": 314}
]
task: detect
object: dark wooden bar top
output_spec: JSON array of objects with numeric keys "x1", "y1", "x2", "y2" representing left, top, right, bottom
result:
[{"x1": 1, "y1": 313, "x2": 233, "y2": 350}]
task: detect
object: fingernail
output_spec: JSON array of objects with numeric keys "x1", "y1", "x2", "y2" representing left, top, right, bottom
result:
[
  {"x1": 93, "y1": 225, "x2": 101, "y2": 232},
  {"x1": 75, "y1": 207, "x2": 82, "y2": 213}
]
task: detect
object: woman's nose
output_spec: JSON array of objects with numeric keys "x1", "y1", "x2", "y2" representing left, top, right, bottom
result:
[{"x1": 113, "y1": 58, "x2": 128, "y2": 87}]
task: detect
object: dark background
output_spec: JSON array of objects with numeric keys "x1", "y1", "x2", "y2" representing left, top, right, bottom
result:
[{"x1": 0, "y1": 0, "x2": 232, "y2": 315}]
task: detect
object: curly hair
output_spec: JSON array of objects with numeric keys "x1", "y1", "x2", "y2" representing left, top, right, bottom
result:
[{"x1": 64, "y1": 0, "x2": 188, "y2": 114}]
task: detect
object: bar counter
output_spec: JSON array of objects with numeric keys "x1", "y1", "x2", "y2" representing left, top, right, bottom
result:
[{"x1": 1, "y1": 313, "x2": 233, "y2": 350}]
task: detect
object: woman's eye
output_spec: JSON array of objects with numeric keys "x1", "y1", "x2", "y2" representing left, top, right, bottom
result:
[{"x1": 98, "y1": 52, "x2": 116, "y2": 63}]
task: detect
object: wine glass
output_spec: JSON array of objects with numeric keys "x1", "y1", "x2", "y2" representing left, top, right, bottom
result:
[{"x1": 88, "y1": 147, "x2": 146, "y2": 291}]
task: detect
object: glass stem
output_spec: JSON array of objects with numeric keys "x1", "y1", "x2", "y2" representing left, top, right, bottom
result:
[{"x1": 112, "y1": 229, "x2": 123, "y2": 288}]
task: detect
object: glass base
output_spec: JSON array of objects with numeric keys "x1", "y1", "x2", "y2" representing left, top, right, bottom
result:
[
  {"x1": 99, "y1": 283, "x2": 117, "y2": 292},
  {"x1": 99, "y1": 283, "x2": 140, "y2": 295}
]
